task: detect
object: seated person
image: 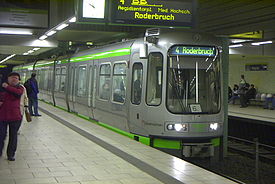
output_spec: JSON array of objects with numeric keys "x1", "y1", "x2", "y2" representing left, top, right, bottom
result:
[
  {"x1": 113, "y1": 89, "x2": 124, "y2": 103},
  {"x1": 245, "y1": 84, "x2": 256, "y2": 104},
  {"x1": 263, "y1": 94, "x2": 275, "y2": 110},
  {"x1": 228, "y1": 84, "x2": 239, "y2": 104},
  {"x1": 133, "y1": 78, "x2": 142, "y2": 104},
  {"x1": 100, "y1": 82, "x2": 110, "y2": 99},
  {"x1": 228, "y1": 86, "x2": 233, "y2": 100}
]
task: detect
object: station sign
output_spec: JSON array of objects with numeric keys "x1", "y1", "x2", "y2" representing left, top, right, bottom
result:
[
  {"x1": 245, "y1": 64, "x2": 268, "y2": 71},
  {"x1": 111, "y1": 0, "x2": 195, "y2": 27},
  {"x1": 169, "y1": 46, "x2": 216, "y2": 57},
  {"x1": 0, "y1": 0, "x2": 49, "y2": 28}
]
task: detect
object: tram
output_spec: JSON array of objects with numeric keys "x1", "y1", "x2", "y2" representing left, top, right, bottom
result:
[{"x1": 14, "y1": 28, "x2": 224, "y2": 157}]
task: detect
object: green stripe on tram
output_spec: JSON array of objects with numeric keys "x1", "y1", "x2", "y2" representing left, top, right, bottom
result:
[
  {"x1": 211, "y1": 137, "x2": 220, "y2": 147},
  {"x1": 48, "y1": 103, "x2": 150, "y2": 146},
  {"x1": 69, "y1": 48, "x2": 131, "y2": 63},
  {"x1": 153, "y1": 139, "x2": 181, "y2": 149},
  {"x1": 17, "y1": 48, "x2": 131, "y2": 70},
  {"x1": 41, "y1": 102, "x2": 184, "y2": 149}
]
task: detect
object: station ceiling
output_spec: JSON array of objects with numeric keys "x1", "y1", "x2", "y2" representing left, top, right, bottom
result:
[{"x1": 1, "y1": 0, "x2": 275, "y2": 65}]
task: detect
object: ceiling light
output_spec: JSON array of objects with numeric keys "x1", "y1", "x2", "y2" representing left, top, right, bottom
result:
[
  {"x1": 33, "y1": 48, "x2": 40, "y2": 51},
  {"x1": 0, "y1": 30, "x2": 33, "y2": 35},
  {"x1": 229, "y1": 44, "x2": 243, "y2": 48},
  {"x1": 231, "y1": 39, "x2": 251, "y2": 43},
  {"x1": 27, "y1": 50, "x2": 34, "y2": 53},
  {"x1": 69, "y1": 17, "x2": 76, "y2": 23},
  {"x1": 23, "y1": 53, "x2": 29, "y2": 55},
  {"x1": 46, "y1": 30, "x2": 56, "y2": 36},
  {"x1": 251, "y1": 41, "x2": 272, "y2": 46},
  {"x1": 39, "y1": 35, "x2": 47, "y2": 40},
  {"x1": 56, "y1": 23, "x2": 69, "y2": 30},
  {"x1": 0, "y1": 54, "x2": 16, "y2": 64}
]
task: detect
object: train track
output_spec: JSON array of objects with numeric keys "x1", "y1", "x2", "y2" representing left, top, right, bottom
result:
[{"x1": 228, "y1": 136, "x2": 275, "y2": 164}]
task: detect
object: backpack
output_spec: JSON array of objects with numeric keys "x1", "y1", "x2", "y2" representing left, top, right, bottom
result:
[{"x1": 24, "y1": 80, "x2": 32, "y2": 96}]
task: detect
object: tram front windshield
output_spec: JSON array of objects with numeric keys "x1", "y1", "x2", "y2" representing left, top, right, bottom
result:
[{"x1": 167, "y1": 46, "x2": 221, "y2": 114}]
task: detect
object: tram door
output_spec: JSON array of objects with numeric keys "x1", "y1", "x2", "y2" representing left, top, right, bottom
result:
[
  {"x1": 87, "y1": 62, "x2": 97, "y2": 119},
  {"x1": 129, "y1": 62, "x2": 146, "y2": 135},
  {"x1": 68, "y1": 64, "x2": 76, "y2": 112}
]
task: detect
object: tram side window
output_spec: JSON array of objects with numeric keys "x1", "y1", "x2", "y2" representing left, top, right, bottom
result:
[
  {"x1": 54, "y1": 68, "x2": 61, "y2": 92},
  {"x1": 70, "y1": 67, "x2": 75, "y2": 100},
  {"x1": 60, "y1": 67, "x2": 66, "y2": 92},
  {"x1": 131, "y1": 63, "x2": 143, "y2": 105},
  {"x1": 21, "y1": 73, "x2": 27, "y2": 84},
  {"x1": 77, "y1": 66, "x2": 87, "y2": 97},
  {"x1": 146, "y1": 53, "x2": 163, "y2": 106},
  {"x1": 99, "y1": 64, "x2": 111, "y2": 100},
  {"x1": 48, "y1": 69, "x2": 53, "y2": 91},
  {"x1": 112, "y1": 63, "x2": 126, "y2": 103},
  {"x1": 44, "y1": 69, "x2": 49, "y2": 90},
  {"x1": 38, "y1": 70, "x2": 43, "y2": 90},
  {"x1": 36, "y1": 70, "x2": 40, "y2": 87}
]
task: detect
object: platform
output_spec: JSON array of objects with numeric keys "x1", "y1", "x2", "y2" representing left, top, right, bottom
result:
[
  {"x1": 228, "y1": 104, "x2": 275, "y2": 123},
  {"x1": 0, "y1": 102, "x2": 238, "y2": 184}
]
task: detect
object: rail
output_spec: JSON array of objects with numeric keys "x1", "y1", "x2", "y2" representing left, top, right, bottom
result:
[{"x1": 228, "y1": 136, "x2": 275, "y2": 184}]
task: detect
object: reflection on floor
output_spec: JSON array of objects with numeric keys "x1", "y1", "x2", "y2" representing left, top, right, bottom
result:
[{"x1": 228, "y1": 104, "x2": 275, "y2": 123}]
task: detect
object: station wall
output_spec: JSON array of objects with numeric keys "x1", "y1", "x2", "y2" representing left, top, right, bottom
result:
[{"x1": 228, "y1": 54, "x2": 275, "y2": 94}]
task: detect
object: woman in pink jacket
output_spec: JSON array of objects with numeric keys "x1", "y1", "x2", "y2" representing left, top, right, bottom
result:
[{"x1": 0, "y1": 72, "x2": 23, "y2": 161}]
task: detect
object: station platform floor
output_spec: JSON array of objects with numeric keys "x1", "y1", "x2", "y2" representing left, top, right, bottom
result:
[
  {"x1": 228, "y1": 104, "x2": 275, "y2": 123},
  {"x1": 0, "y1": 102, "x2": 238, "y2": 184}
]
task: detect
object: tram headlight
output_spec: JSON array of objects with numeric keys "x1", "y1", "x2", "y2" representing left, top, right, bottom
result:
[
  {"x1": 209, "y1": 123, "x2": 218, "y2": 131},
  {"x1": 174, "y1": 124, "x2": 183, "y2": 131},
  {"x1": 167, "y1": 124, "x2": 174, "y2": 130},
  {"x1": 166, "y1": 123, "x2": 188, "y2": 132}
]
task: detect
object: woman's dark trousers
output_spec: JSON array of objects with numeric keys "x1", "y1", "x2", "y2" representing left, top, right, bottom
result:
[{"x1": 0, "y1": 120, "x2": 22, "y2": 158}]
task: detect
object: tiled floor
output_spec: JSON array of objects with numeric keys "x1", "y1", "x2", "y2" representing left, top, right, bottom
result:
[
  {"x1": 228, "y1": 104, "x2": 275, "y2": 123},
  {"x1": 0, "y1": 102, "x2": 238, "y2": 184}
]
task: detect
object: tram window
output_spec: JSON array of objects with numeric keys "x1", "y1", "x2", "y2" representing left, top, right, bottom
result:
[
  {"x1": 48, "y1": 69, "x2": 53, "y2": 91},
  {"x1": 60, "y1": 67, "x2": 66, "y2": 92},
  {"x1": 146, "y1": 53, "x2": 163, "y2": 106},
  {"x1": 44, "y1": 70, "x2": 49, "y2": 90},
  {"x1": 112, "y1": 63, "x2": 127, "y2": 103},
  {"x1": 131, "y1": 63, "x2": 143, "y2": 105},
  {"x1": 36, "y1": 70, "x2": 40, "y2": 86},
  {"x1": 99, "y1": 64, "x2": 111, "y2": 100},
  {"x1": 21, "y1": 73, "x2": 27, "y2": 84},
  {"x1": 54, "y1": 68, "x2": 61, "y2": 92},
  {"x1": 77, "y1": 66, "x2": 87, "y2": 97},
  {"x1": 38, "y1": 70, "x2": 43, "y2": 90}
]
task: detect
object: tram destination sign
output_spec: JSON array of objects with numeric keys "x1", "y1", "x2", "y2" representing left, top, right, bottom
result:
[
  {"x1": 169, "y1": 46, "x2": 216, "y2": 57},
  {"x1": 111, "y1": 0, "x2": 196, "y2": 27}
]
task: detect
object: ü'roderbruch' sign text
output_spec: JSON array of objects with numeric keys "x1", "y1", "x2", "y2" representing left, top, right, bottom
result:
[
  {"x1": 112, "y1": 0, "x2": 195, "y2": 27},
  {"x1": 169, "y1": 46, "x2": 216, "y2": 57}
]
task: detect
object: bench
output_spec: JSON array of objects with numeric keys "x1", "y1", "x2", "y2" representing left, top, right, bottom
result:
[{"x1": 230, "y1": 93, "x2": 265, "y2": 107}]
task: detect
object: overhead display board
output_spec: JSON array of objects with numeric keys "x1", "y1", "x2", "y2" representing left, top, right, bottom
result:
[
  {"x1": 169, "y1": 46, "x2": 216, "y2": 57},
  {"x1": 0, "y1": 0, "x2": 49, "y2": 28},
  {"x1": 111, "y1": 0, "x2": 195, "y2": 27}
]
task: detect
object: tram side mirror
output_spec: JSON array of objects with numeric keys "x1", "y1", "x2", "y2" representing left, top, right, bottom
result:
[{"x1": 139, "y1": 43, "x2": 148, "y2": 59}]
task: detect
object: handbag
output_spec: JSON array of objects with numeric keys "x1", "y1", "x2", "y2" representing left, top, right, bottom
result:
[{"x1": 25, "y1": 108, "x2": 32, "y2": 122}]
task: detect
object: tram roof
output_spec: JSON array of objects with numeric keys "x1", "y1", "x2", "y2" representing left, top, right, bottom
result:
[{"x1": 1, "y1": 0, "x2": 275, "y2": 65}]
